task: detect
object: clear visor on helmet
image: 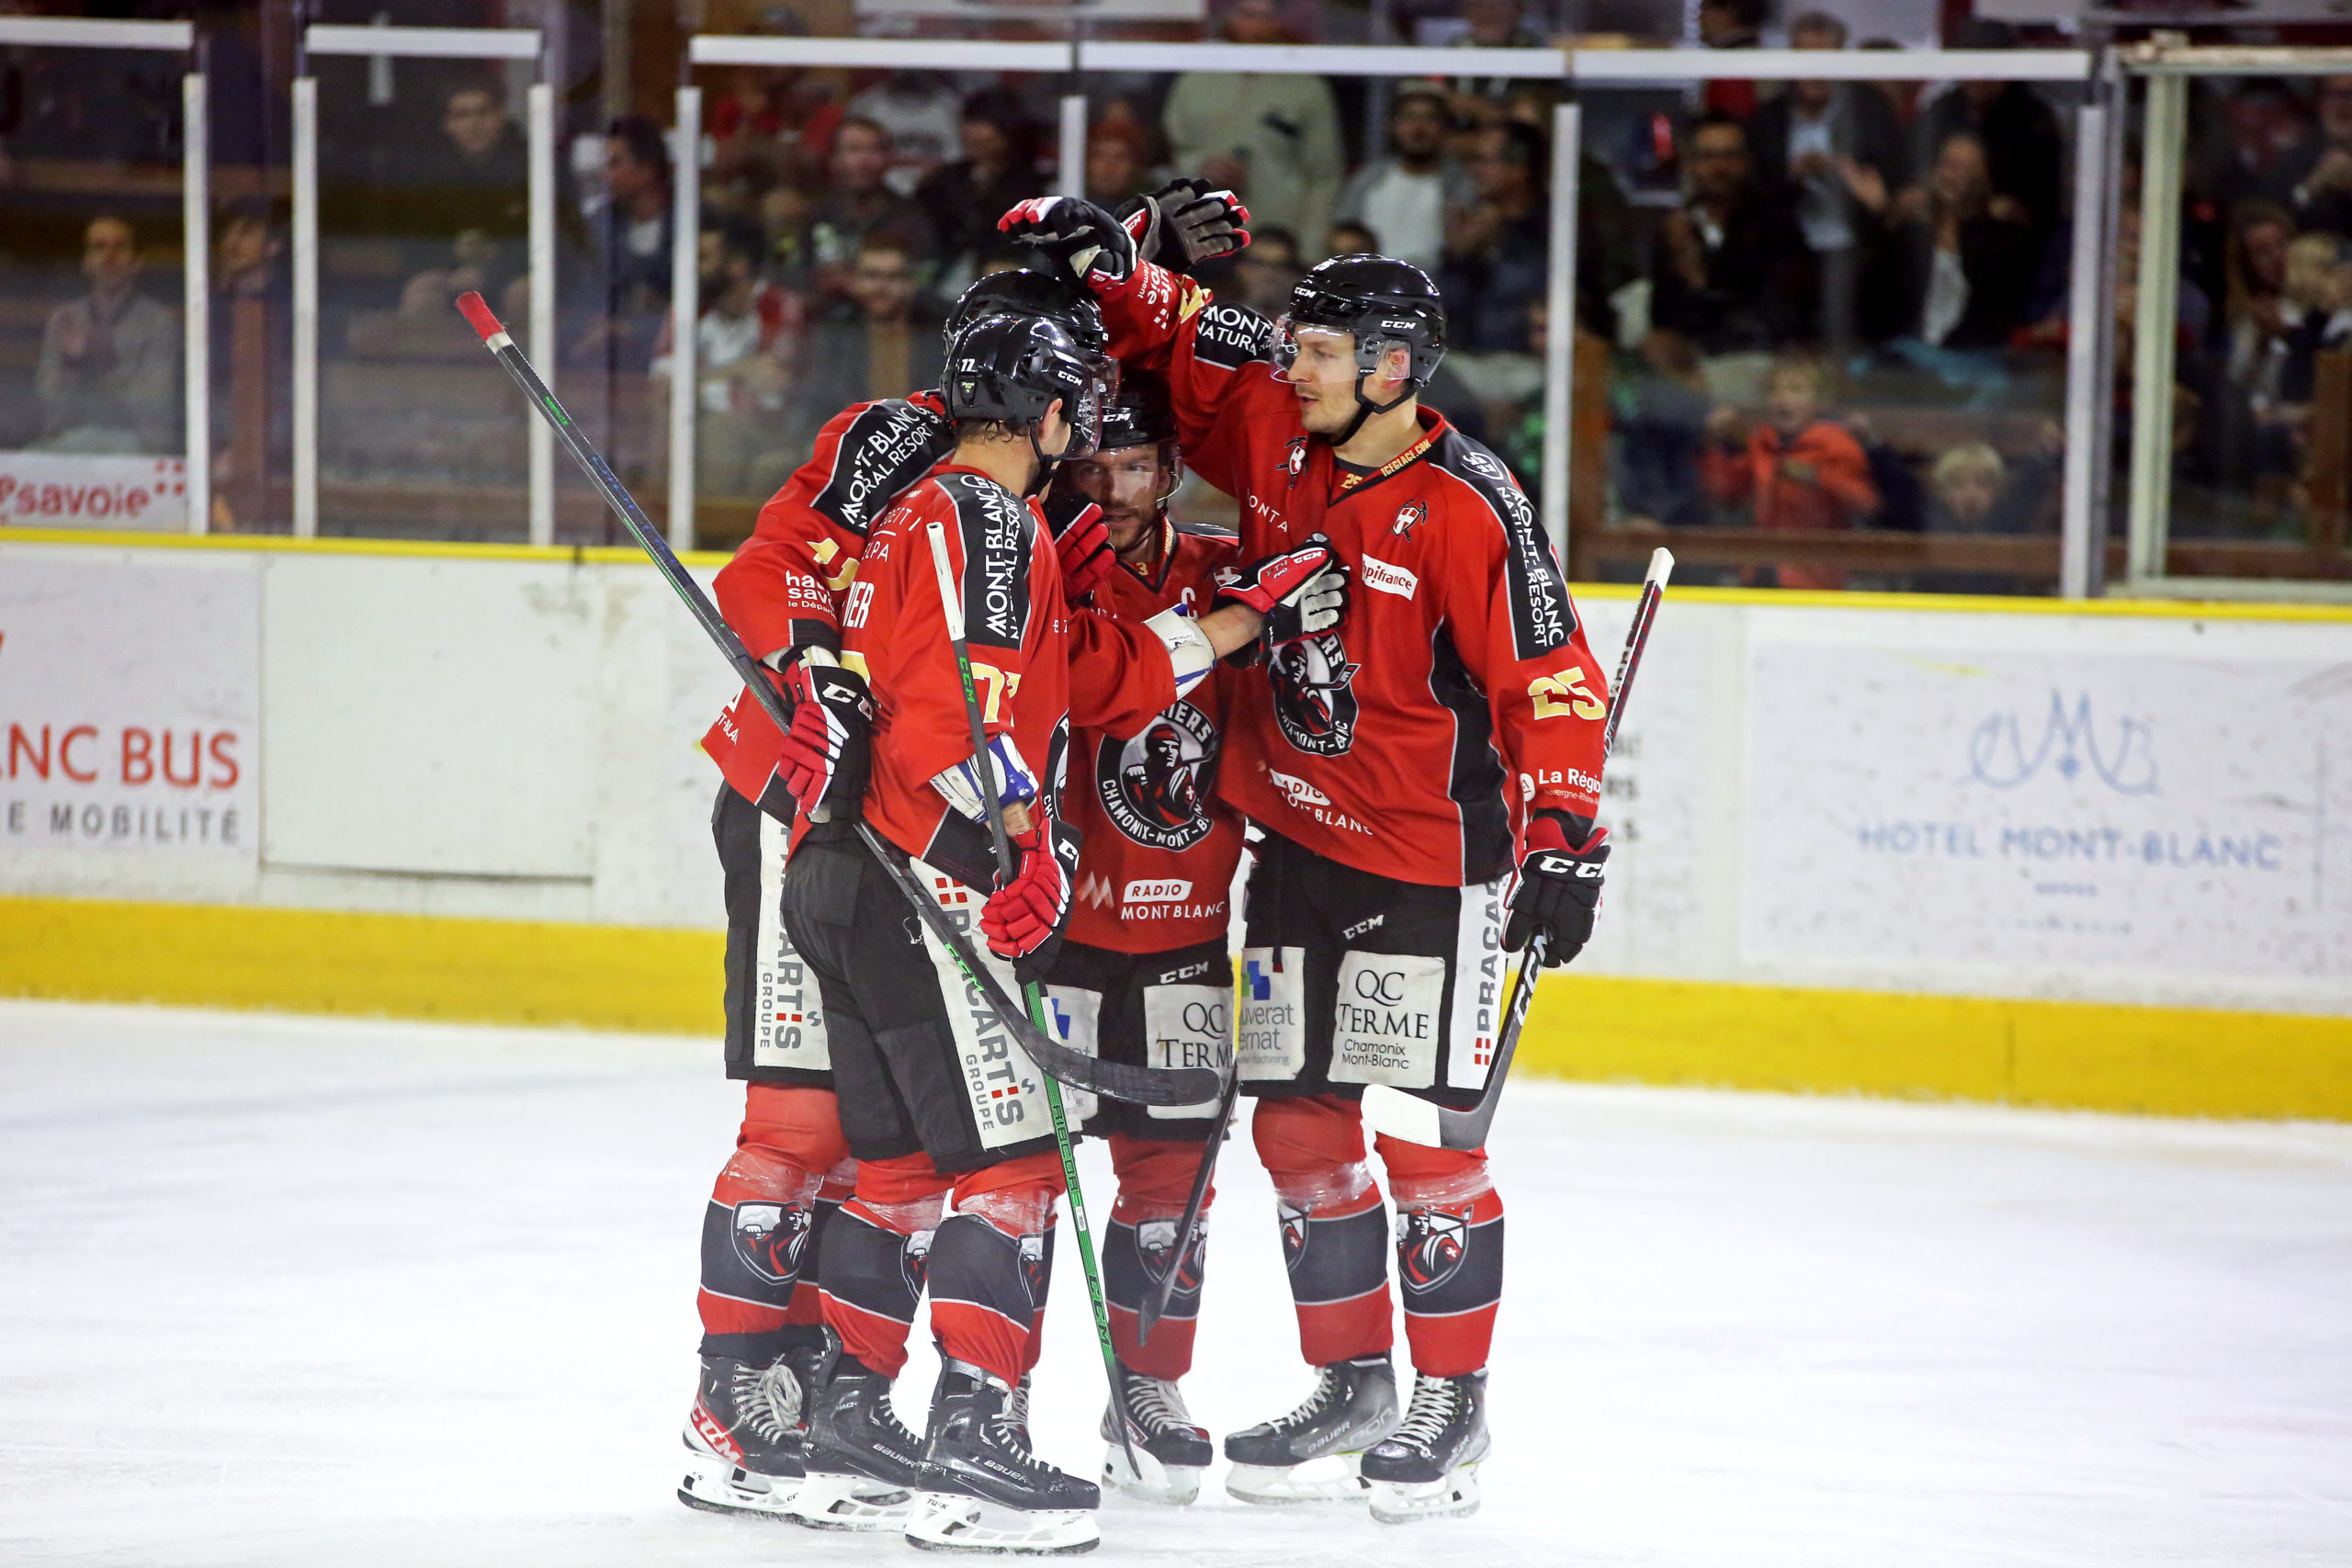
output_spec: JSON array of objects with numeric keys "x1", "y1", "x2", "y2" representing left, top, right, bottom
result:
[
  {"x1": 1054, "y1": 350, "x2": 1120, "y2": 461},
  {"x1": 1272, "y1": 317, "x2": 1375, "y2": 388}
]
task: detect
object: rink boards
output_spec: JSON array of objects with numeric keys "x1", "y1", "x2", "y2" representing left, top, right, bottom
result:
[{"x1": 4, "y1": 527, "x2": 2350, "y2": 1120}]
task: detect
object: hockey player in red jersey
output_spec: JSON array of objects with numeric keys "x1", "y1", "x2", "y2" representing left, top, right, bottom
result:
[
  {"x1": 1001, "y1": 199, "x2": 1613, "y2": 1523},
  {"x1": 1036, "y1": 374, "x2": 1344, "y2": 1508}
]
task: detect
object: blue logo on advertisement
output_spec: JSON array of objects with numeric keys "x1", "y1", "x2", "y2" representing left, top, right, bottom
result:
[
  {"x1": 1245, "y1": 959, "x2": 1271, "y2": 1000},
  {"x1": 1048, "y1": 996, "x2": 1074, "y2": 1041},
  {"x1": 1966, "y1": 692, "x2": 2157, "y2": 795}
]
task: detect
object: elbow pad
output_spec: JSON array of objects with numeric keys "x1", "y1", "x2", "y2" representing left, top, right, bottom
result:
[
  {"x1": 931, "y1": 735, "x2": 1039, "y2": 823},
  {"x1": 1142, "y1": 604, "x2": 1216, "y2": 699}
]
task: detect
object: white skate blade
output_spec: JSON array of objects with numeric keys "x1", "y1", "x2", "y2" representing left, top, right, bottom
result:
[
  {"x1": 787, "y1": 1468, "x2": 921, "y2": 1531},
  {"x1": 1368, "y1": 1462, "x2": 1483, "y2": 1524},
  {"x1": 1100, "y1": 1438, "x2": 1203, "y2": 1506},
  {"x1": 1223, "y1": 1454, "x2": 1368, "y2": 1505},
  {"x1": 904, "y1": 1489, "x2": 1101, "y2": 1554},
  {"x1": 676, "y1": 1442, "x2": 800, "y2": 1518}
]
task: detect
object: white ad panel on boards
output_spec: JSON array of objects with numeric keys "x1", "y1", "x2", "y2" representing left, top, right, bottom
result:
[
  {"x1": 0, "y1": 454, "x2": 187, "y2": 532},
  {"x1": 0, "y1": 551, "x2": 258, "y2": 863},
  {"x1": 1743, "y1": 618, "x2": 2352, "y2": 984}
]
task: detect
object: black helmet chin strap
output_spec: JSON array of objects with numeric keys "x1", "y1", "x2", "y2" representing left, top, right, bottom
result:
[{"x1": 1332, "y1": 370, "x2": 1419, "y2": 450}]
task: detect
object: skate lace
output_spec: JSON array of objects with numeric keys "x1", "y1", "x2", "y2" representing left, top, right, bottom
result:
[
  {"x1": 1127, "y1": 1374, "x2": 1195, "y2": 1435},
  {"x1": 1272, "y1": 1364, "x2": 1347, "y2": 1433},
  {"x1": 731, "y1": 1359, "x2": 800, "y2": 1444},
  {"x1": 1391, "y1": 1376, "x2": 1461, "y2": 1453}
]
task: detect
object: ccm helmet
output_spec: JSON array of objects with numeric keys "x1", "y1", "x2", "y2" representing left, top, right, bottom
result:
[
  {"x1": 944, "y1": 266, "x2": 1109, "y2": 362},
  {"x1": 1094, "y1": 369, "x2": 1177, "y2": 452},
  {"x1": 1275, "y1": 254, "x2": 1447, "y2": 443},
  {"x1": 944, "y1": 312, "x2": 1116, "y2": 479}
]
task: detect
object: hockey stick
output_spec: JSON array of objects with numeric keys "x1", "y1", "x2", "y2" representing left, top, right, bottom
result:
[
  {"x1": 451, "y1": 292, "x2": 1212, "y2": 1109},
  {"x1": 1360, "y1": 547, "x2": 1674, "y2": 1152},
  {"x1": 1134, "y1": 1070, "x2": 1234, "y2": 1347},
  {"x1": 922, "y1": 519, "x2": 1142, "y2": 1481}
]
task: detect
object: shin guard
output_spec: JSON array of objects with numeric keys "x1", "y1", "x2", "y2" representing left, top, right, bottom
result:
[
  {"x1": 816, "y1": 1192, "x2": 942, "y2": 1380},
  {"x1": 1385, "y1": 1156, "x2": 1503, "y2": 1379},
  {"x1": 1254, "y1": 1097, "x2": 1393, "y2": 1366},
  {"x1": 697, "y1": 1145, "x2": 822, "y2": 1363},
  {"x1": 929, "y1": 1166, "x2": 1060, "y2": 1390},
  {"x1": 1103, "y1": 1136, "x2": 1213, "y2": 1380}
]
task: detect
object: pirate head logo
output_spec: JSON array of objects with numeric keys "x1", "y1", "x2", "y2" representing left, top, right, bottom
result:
[
  {"x1": 1136, "y1": 1215, "x2": 1208, "y2": 1295},
  {"x1": 730, "y1": 1201, "x2": 813, "y2": 1288},
  {"x1": 1277, "y1": 1201, "x2": 1311, "y2": 1272},
  {"x1": 1396, "y1": 1208, "x2": 1470, "y2": 1294},
  {"x1": 1268, "y1": 633, "x2": 1360, "y2": 757},
  {"x1": 1095, "y1": 700, "x2": 1219, "y2": 851},
  {"x1": 899, "y1": 1227, "x2": 934, "y2": 1298},
  {"x1": 1018, "y1": 1232, "x2": 1052, "y2": 1306},
  {"x1": 1392, "y1": 501, "x2": 1427, "y2": 537},
  {"x1": 1283, "y1": 437, "x2": 1308, "y2": 479}
]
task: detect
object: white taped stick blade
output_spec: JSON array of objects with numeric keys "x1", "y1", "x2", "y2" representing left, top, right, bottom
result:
[
  {"x1": 1646, "y1": 546, "x2": 1675, "y2": 587},
  {"x1": 1358, "y1": 1085, "x2": 1448, "y2": 1147}
]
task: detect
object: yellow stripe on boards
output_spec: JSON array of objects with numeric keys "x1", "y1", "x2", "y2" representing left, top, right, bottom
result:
[{"x1": 3, "y1": 895, "x2": 2346, "y2": 1122}]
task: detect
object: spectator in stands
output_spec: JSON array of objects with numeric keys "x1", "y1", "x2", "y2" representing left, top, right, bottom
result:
[
  {"x1": 35, "y1": 215, "x2": 178, "y2": 456},
  {"x1": 1853, "y1": 131, "x2": 2036, "y2": 363},
  {"x1": 1233, "y1": 226, "x2": 1306, "y2": 313},
  {"x1": 209, "y1": 204, "x2": 289, "y2": 528},
  {"x1": 791, "y1": 235, "x2": 944, "y2": 457},
  {"x1": 798, "y1": 117, "x2": 938, "y2": 296},
  {"x1": 1612, "y1": 329, "x2": 1715, "y2": 529},
  {"x1": 1701, "y1": 355, "x2": 1877, "y2": 589},
  {"x1": 1696, "y1": 0, "x2": 1767, "y2": 120},
  {"x1": 845, "y1": 72, "x2": 965, "y2": 197},
  {"x1": 1337, "y1": 85, "x2": 1473, "y2": 275},
  {"x1": 1440, "y1": 120, "x2": 1552, "y2": 355},
  {"x1": 1448, "y1": 0, "x2": 1551, "y2": 105},
  {"x1": 586, "y1": 114, "x2": 676, "y2": 364},
  {"x1": 397, "y1": 81, "x2": 531, "y2": 318},
  {"x1": 2222, "y1": 200, "x2": 2296, "y2": 401},
  {"x1": 1747, "y1": 11, "x2": 1911, "y2": 355},
  {"x1": 1328, "y1": 220, "x2": 1379, "y2": 257},
  {"x1": 654, "y1": 220, "x2": 803, "y2": 497},
  {"x1": 1926, "y1": 439, "x2": 2052, "y2": 536},
  {"x1": 2269, "y1": 75, "x2": 2352, "y2": 238},
  {"x1": 1084, "y1": 118, "x2": 1154, "y2": 209},
  {"x1": 1163, "y1": 0, "x2": 1345, "y2": 264},
  {"x1": 1650, "y1": 113, "x2": 1815, "y2": 355},
  {"x1": 1917, "y1": 21, "x2": 2064, "y2": 242},
  {"x1": 918, "y1": 91, "x2": 1043, "y2": 292}
]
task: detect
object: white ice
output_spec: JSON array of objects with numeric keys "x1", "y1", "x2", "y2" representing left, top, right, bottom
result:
[{"x1": 3, "y1": 999, "x2": 2348, "y2": 1567}]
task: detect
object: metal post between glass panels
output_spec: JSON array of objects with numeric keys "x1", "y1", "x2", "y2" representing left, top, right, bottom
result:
[
  {"x1": 2126, "y1": 73, "x2": 2186, "y2": 588},
  {"x1": 1540, "y1": 102, "x2": 1579, "y2": 558},
  {"x1": 2061, "y1": 102, "x2": 2109, "y2": 600},
  {"x1": 669, "y1": 86, "x2": 704, "y2": 554},
  {"x1": 183, "y1": 71, "x2": 211, "y2": 536},
  {"x1": 528, "y1": 82, "x2": 557, "y2": 547},
  {"x1": 1058, "y1": 95, "x2": 1088, "y2": 201},
  {"x1": 292, "y1": 74, "x2": 319, "y2": 538}
]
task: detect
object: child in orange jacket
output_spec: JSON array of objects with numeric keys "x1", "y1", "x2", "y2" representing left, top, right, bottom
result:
[{"x1": 1700, "y1": 357, "x2": 1878, "y2": 589}]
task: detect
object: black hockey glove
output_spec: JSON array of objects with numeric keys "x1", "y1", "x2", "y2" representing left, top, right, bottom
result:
[
  {"x1": 1505, "y1": 813, "x2": 1608, "y2": 967},
  {"x1": 777, "y1": 656, "x2": 873, "y2": 819},
  {"x1": 1043, "y1": 491, "x2": 1115, "y2": 604},
  {"x1": 1116, "y1": 178, "x2": 1252, "y2": 275},
  {"x1": 997, "y1": 196, "x2": 1138, "y2": 285}
]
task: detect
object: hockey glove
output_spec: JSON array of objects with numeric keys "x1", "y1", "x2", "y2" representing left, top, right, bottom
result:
[
  {"x1": 998, "y1": 196, "x2": 1138, "y2": 285},
  {"x1": 1044, "y1": 492, "x2": 1115, "y2": 604},
  {"x1": 776, "y1": 654, "x2": 874, "y2": 818},
  {"x1": 1215, "y1": 538, "x2": 1351, "y2": 644},
  {"x1": 1118, "y1": 178, "x2": 1252, "y2": 275},
  {"x1": 1504, "y1": 813, "x2": 1609, "y2": 967},
  {"x1": 980, "y1": 816, "x2": 1082, "y2": 981}
]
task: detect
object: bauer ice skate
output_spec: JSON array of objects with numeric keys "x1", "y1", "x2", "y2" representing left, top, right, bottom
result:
[
  {"x1": 1100, "y1": 1359, "x2": 1212, "y2": 1505},
  {"x1": 906, "y1": 1359, "x2": 1101, "y2": 1554},
  {"x1": 789, "y1": 1332, "x2": 926, "y2": 1531},
  {"x1": 1222, "y1": 1354, "x2": 1399, "y2": 1504},
  {"x1": 1362, "y1": 1370, "x2": 1489, "y2": 1524},
  {"x1": 678, "y1": 1353, "x2": 806, "y2": 1517}
]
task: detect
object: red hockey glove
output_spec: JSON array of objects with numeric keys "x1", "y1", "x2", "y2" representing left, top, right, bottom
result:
[
  {"x1": 1044, "y1": 492, "x2": 1114, "y2": 604},
  {"x1": 1117, "y1": 178, "x2": 1252, "y2": 275},
  {"x1": 998, "y1": 196, "x2": 1138, "y2": 285},
  {"x1": 1215, "y1": 538, "x2": 1350, "y2": 645},
  {"x1": 776, "y1": 658, "x2": 873, "y2": 818},
  {"x1": 1505, "y1": 813, "x2": 1608, "y2": 967},
  {"x1": 980, "y1": 817, "x2": 1081, "y2": 980}
]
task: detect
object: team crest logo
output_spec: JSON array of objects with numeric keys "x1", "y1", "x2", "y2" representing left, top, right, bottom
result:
[
  {"x1": 1396, "y1": 1209, "x2": 1469, "y2": 1293},
  {"x1": 729, "y1": 1201, "x2": 813, "y2": 1287},
  {"x1": 1268, "y1": 632, "x2": 1360, "y2": 756},
  {"x1": 1095, "y1": 701, "x2": 1219, "y2": 851},
  {"x1": 1136, "y1": 1215, "x2": 1208, "y2": 1294},
  {"x1": 1283, "y1": 437, "x2": 1307, "y2": 479},
  {"x1": 1018, "y1": 1233, "x2": 1051, "y2": 1306},
  {"x1": 1277, "y1": 1201, "x2": 1311, "y2": 1271},
  {"x1": 900, "y1": 1227, "x2": 934, "y2": 1297},
  {"x1": 1391, "y1": 501, "x2": 1426, "y2": 537}
]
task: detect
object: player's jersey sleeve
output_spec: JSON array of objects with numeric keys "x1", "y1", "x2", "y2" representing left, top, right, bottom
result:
[
  {"x1": 1430, "y1": 442, "x2": 1609, "y2": 835},
  {"x1": 714, "y1": 392, "x2": 955, "y2": 660},
  {"x1": 1067, "y1": 607, "x2": 1176, "y2": 741},
  {"x1": 1092, "y1": 261, "x2": 1293, "y2": 512}
]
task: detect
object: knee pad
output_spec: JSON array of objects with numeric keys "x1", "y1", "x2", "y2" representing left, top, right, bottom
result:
[
  {"x1": 1106, "y1": 1134, "x2": 1208, "y2": 1220},
  {"x1": 738, "y1": 1083, "x2": 853, "y2": 1171},
  {"x1": 1253, "y1": 1096, "x2": 1376, "y2": 1209}
]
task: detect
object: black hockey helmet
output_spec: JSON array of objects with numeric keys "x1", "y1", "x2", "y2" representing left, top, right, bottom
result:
[
  {"x1": 1095, "y1": 370, "x2": 1177, "y2": 452},
  {"x1": 944, "y1": 312, "x2": 1116, "y2": 468},
  {"x1": 944, "y1": 266, "x2": 1109, "y2": 361},
  {"x1": 1275, "y1": 254, "x2": 1446, "y2": 443}
]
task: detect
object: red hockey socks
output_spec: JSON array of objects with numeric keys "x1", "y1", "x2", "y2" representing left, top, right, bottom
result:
[
  {"x1": 1380, "y1": 1135, "x2": 1503, "y2": 1378},
  {"x1": 926, "y1": 1152, "x2": 1066, "y2": 1389},
  {"x1": 817, "y1": 1153, "x2": 946, "y2": 1379},
  {"x1": 696, "y1": 1085, "x2": 852, "y2": 1362},
  {"x1": 1103, "y1": 1134, "x2": 1214, "y2": 1380},
  {"x1": 1252, "y1": 1096, "x2": 1394, "y2": 1366}
]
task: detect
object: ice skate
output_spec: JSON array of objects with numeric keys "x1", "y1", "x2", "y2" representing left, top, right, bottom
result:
[
  {"x1": 1222, "y1": 1354, "x2": 1398, "y2": 1504},
  {"x1": 790, "y1": 1332, "x2": 926, "y2": 1531},
  {"x1": 1099, "y1": 1360, "x2": 1212, "y2": 1506},
  {"x1": 677, "y1": 1352, "x2": 805, "y2": 1517},
  {"x1": 1362, "y1": 1370, "x2": 1489, "y2": 1524},
  {"x1": 906, "y1": 1359, "x2": 1100, "y2": 1554}
]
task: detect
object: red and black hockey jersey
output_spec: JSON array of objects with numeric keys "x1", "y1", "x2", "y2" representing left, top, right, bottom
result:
[
  {"x1": 1094, "y1": 262, "x2": 1611, "y2": 888},
  {"x1": 1065, "y1": 521, "x2": 1244, "y2": 953},
  {"x1": 701, "y1": 393, "x2": 1176, "y2": 809},
  {"x1": 846, "y1": 464, "x2": 1071, "y2": 890}
]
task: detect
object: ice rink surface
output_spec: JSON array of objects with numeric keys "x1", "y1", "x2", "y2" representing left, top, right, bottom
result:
[{"x1": 3, "y1": 1001, "x2": 2348, "y2": 1567}]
